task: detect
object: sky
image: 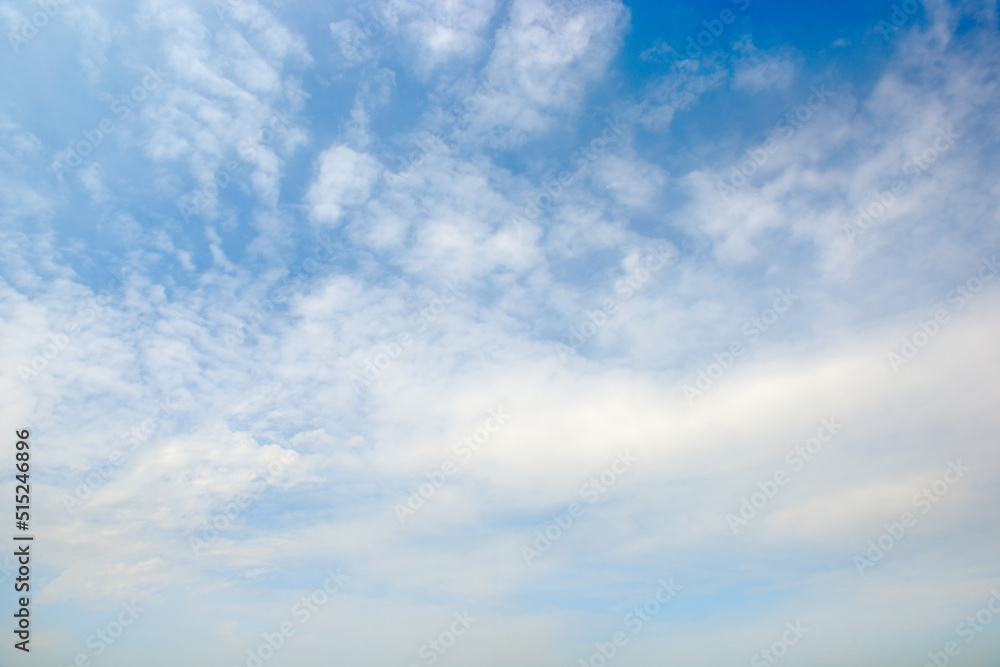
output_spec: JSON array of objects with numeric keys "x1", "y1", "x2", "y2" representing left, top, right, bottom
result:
[{"x1": 0, "y1": 0, "x2": 999, "y2": 665}]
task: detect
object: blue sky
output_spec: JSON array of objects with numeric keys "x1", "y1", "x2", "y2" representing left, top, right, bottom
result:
[{"x1": 1, "y1": 0, "x2": 999, "y2": 665}]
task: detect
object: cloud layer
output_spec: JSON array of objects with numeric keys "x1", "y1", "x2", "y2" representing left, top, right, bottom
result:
[{"x1": 0, "y1": 0, "x2": 998, "y2": 665}]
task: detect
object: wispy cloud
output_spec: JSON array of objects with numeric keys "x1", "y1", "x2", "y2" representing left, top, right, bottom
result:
[{"x1": 0, "y1": 1, "x2": 998, "y2": 665}]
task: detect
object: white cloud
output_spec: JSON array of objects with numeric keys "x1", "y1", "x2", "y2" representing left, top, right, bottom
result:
[
  {"x1": 591, "y1": 151, "x2": 668, "y2": 209},
  {"x1": 636, "y1": 56, "x2": 728, "y2": 131},
  {"x1": 78, "y1": 162, "x2": 110, "y2": 203},
  {"x1": 394, "y1": 0, "x2": 498, "y2": 72},
  {"x1": 131, "y1": 0, "x2": 311, "y2": 214},
  {"x1": 731, "y1": 35, "x2": 795, "y2": 91},
  {"x1": 306, "y1": 144, "x2": 383, "y2": 225},
  {"x1": 467, "y1": 0, "x2": 628, "y2": 141},
  {"x1": 0, "y1": 2, "x2": 998, "y2": 664}
]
